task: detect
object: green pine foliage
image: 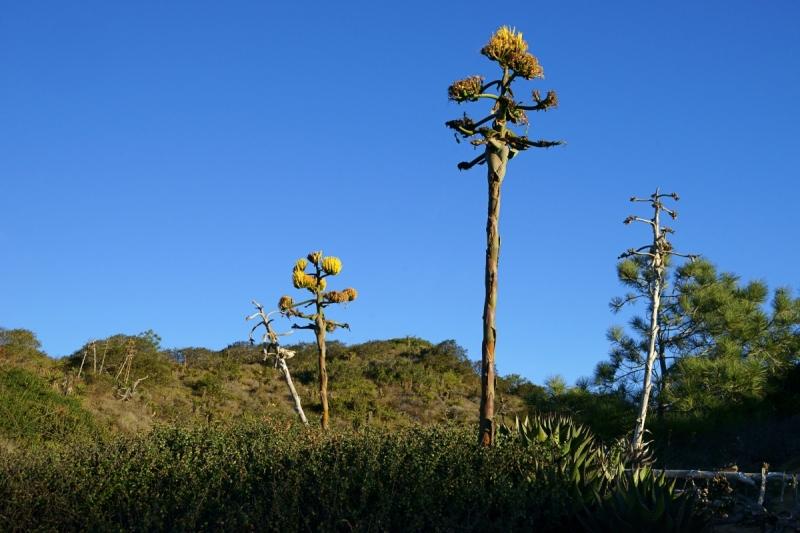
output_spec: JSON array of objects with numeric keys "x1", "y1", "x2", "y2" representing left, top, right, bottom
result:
[{"x1": 596, "y1": 257, "x2": 800, "y2": 423}]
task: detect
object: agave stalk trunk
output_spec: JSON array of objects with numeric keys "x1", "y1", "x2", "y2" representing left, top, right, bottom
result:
[
  {"x1": 632, "y1": 208, "x2": 664, "y2": 450},
  {"x1": 315, "y1": 312, "x2": 329, "y2": 430},
  {"x1": 633, "y1": 280, "x2": 661, "y2": 449},
  {"x1": 276, "y1": 357, "x2": 309, "y2": 426},
  {"x1": 479, "y1": 142, "x2": 509, "y2": 447}
]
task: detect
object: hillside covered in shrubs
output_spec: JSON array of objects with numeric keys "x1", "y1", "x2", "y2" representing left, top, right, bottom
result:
[
  {"x1": 0, "y1": 327, "x2": 543, "y2": 440},
  {"x1": 2, "y1": 326, "x2": 800, "y2": 474}
]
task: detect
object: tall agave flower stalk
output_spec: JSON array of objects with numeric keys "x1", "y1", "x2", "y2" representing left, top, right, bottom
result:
[
  {"x1": 619, "y1": 189, "x2": 697, "y2": 450},
  {"x1": 446, "y1": 26, "x2": 564, "y2": 447},
  {"x1": 278, "y1": 251, "x2": 357, "y2": 430},
  {"x1": 247, "y1": 300, "x2": 308, "y2": 426}
]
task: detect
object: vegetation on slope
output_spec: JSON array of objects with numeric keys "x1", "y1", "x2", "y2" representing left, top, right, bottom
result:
[
  {"x1": 0, "y1": 327, "x2": 543, "y2": 440},
  {"x1": 2, "y1": 324, "x2": 799, "y2": 473}
]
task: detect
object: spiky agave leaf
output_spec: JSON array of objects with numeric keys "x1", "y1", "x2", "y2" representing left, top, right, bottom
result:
[{"x1": 578, "y1": 466, "x2": 709, "y2": 533}]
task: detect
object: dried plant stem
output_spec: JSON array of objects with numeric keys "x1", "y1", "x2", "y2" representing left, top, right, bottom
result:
[
  {"x1": 77, "y1": 349, "x2": 88, "y2": 378},
  {"x1": 248, "y1": 301, "x2": 309, "y2": 426},
  {"x1": 633, "y1": 267, "x2": 662, "y2": 449},
  {"x1": 275, "y1": 353, "x2": 308, "y2": 426},
  {"x1": 117, "y1": 376, "x2": 148, "y2": 401},
  {"x1": 622, "y1": 188, "x2": 696, "y2": 450},
  {"x1": 99, "y1": 339, "x2": 109, "y2": 375}
]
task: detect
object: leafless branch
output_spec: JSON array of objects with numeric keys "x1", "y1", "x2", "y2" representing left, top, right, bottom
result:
[
  {"x1": 248, "y1": 300, "x2": 308, "y2": 426},
  {"x1": 117, "y1": 376, "x2": 148, "y2": 401}
]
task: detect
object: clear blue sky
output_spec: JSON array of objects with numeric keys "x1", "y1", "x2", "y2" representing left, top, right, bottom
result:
[{"x1": 2, "y1": 1, "x2": 798, "y2": 386}]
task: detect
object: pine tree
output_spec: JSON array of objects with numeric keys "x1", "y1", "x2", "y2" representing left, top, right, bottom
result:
[
  {"x1": 596, "y1": 255, "x2": 702, "y2": 418},
  {"x1": 597, "y1": 249, "x2": 800, "y2": 425},
  {"x1": 661, "y1": 263, "x2": 800, "y2": 416}
]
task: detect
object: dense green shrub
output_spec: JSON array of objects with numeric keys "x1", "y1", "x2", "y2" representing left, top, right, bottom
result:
[
  {"x1": 0, "y1": 366, "x2": 98, "y2": 442},
  {"x1": 0, "y1": 421, "x2": 573, "y2": 532}
]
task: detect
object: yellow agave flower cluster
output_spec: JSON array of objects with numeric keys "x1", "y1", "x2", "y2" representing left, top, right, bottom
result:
[
  {"x1": 278, "y1": 295, "x2": 294, "y2": 311},
  {"x1": 323, "y1": 287, "x2": 358, "y2": 304},
  {"x1": 293, "y1": 257, "x2": 326, "y2": 292},
  {"x1": 448, "y1": 75, "x2": 485, "y2": 103},
  {"x1": 307, "y1": 251, "x2": 322, "y2": 265},
  {"x1": 321, "y1": 256, "x2": 342, "y2": 276},
  {"x1": 481, "y1": 26, "x2": 544, "y2": 80},
  {"x1": 292, "y1": 251, "x2": 352, "y2": 297}
]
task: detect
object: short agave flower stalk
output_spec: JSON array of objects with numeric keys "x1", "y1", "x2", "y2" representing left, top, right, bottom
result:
[
  {"x1": 619, "y1": 189, "x2": 697, "y2": 450},
  {"x1": 278, "y1": 251, "x2": 357, "y2": 430},
  {"x1": 446, "y1": 26, "x2": 565, "y2": 447},
  {"x1": 247, "y1": 300, "x2": 308, "y2": 426}
]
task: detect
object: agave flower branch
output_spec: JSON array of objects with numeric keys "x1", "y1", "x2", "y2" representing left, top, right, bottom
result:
[
  {"x1": 619, "y1": 189, "x2": 698, "y2": 450},
  {"x1": 247, "y1": 300, "x2": 308, "y2": 426},
  {"x1": 446, "y1": 26, "x2": 565, "y2": 447},
  {"x1": 278, "y1": 251, "x2": 357, "y2": 430}
]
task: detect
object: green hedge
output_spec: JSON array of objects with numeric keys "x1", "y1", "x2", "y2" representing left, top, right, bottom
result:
[{"x1": 0, "y1": 421, "x2": 572, "y2": 532}]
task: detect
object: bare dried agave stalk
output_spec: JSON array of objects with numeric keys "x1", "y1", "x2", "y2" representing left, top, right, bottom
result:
[
  {"x1": 247, "y1": 300, "x2": 308, "y2": 426},
  {"x1": 278, "y1": 251, "x2": 357, "y2": 430},
  {"x1": 619, "y1": 189, "x2": 697, "y2": 450},
  {"x1": 445, "y1": 26, "x2": 564, "y2": 447}
]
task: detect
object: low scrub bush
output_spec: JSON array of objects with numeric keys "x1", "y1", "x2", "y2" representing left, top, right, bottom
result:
[
  {"x1": 0, "y1": 366, "x2": 98, "y2": 442},
  {"x1": 0, "y1": 420, "x2": 573, "y2": 532}
]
